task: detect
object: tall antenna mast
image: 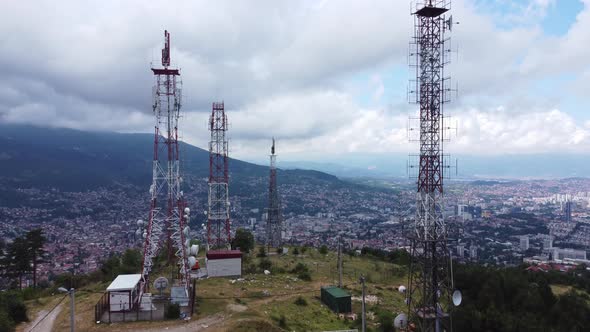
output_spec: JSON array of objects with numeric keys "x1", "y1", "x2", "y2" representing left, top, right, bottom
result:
[
  {"x1": 406, "y1": 1, "x2": 457, "y2": 331},
  {"x1": 207, "y1": 102, "x2": 231, "y2": 250},
  {"x1": 140, "y1": 30, "x2": 191, "y2": 301},
  {"x1": 266, "y1": 138, "x2": 283, "y2": 250}
]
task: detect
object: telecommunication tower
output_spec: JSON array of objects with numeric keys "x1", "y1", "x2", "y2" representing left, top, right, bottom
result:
[
  {"x1": 139, "y1": 30, "x2": 191, "y2": 300},
  {"x1": 207, "y1": 102, "x2": 231, "y2": 250},
  {"x1": 266, "y1": 138, "x2": 282, "y2": 249},
  {"x1": 405, "y1": 1, "x2": 459, "y2": 331}
]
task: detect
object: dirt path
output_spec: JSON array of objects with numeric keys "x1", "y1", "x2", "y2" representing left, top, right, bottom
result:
[
  {"x1": 21, "y1": 304, "x2": 63, "y2": 332},
  {"x1": 136, "y1": 313, "x2": 226, "y2": 332}
]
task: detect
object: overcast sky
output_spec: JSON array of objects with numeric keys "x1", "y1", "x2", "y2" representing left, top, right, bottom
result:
[{"x1": 1, "y1": 0, "x2": 589, "y2": 163}]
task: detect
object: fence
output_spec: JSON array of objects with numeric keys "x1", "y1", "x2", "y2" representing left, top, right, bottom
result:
[{"x1": 95, "y1": 295, "x2": 171, "y2": 323}]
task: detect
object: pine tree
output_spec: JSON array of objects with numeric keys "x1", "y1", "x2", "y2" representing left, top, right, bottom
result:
[
  {"x1": 6, "y1": 237, "x2": 31, "y2": 289},
  {"x1": 26, "y1": 229, "x2": 46, "y2": 288}
]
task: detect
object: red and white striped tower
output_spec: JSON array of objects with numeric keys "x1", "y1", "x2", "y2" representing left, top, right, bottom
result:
[
  {"x1": 266, "y1": 138, "x2": 282, "y2": 250},
  {"x1": 207, "y1": 102, "x2": 231, "y2": 250},
  {"x1": 140, "y1": 30, "x2": 191, "y2": 300}
]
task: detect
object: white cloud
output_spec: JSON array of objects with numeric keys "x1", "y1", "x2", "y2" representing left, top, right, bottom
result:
[{"x1": 0, "y1": 0, "x2": 589, "y2": 160}]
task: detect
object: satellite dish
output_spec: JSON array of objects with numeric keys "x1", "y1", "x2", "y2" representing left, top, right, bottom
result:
[
  {"x1": 183, "y1": 226, "x2": 190, "y2": 236},
  {"x1": 142, "y1": 231, "x2": 147, "y2": 239},
  {"x1": 394, "y1": 313, "x2": 408, "y2": 329},
  {"x1": 452, "y1": 290, "x2": 462, "y2": 306},
  {"x1": 184, "y1": 207, "x2": 190, "y2": 215},
  {"x1": 447, "y1": 15, "x2": 453, "y2": 31},
  {"x1": 137, "y1": 219, "x2": 144, "y2": 227},
  {"x1": 190, "y1": 244, "x2": 199, "y2": 256},
  {"x1": 184, "y1": 239, "x2": 190, "y2": 249},
  {"x1": 183, "y1": 214, "x2": 189, "y2": 220},
  {"x1": 398, "y1": 285, "x2": 407, "y2": 293},
  {"x1": 135, "y1": 229, "x2": 142, "y2": 237},
  {"x1": 188, "y1": 256, "x2": 197, "y2": 268},
  {"x1": 154, "y1": 277, "x2": 169, "y2": 292}
]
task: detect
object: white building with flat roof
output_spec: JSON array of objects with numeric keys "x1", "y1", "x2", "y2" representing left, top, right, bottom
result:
[{"x1": 106, "y1": 274, "x2": 141, "y2": 312}]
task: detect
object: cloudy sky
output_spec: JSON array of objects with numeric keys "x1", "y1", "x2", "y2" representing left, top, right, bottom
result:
[{"x1": 1, "y1": 0, "x2": 589, "y2": 164}]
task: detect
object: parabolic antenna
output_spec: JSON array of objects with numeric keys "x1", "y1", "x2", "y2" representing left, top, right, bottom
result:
[
  {"x1": 452, "y1": 289, "x2": 463, "y2": 306},
  {"x1": 398, "y1": 285, "x2": 407, "y2": 293},
  {"x1": 154, "y1": 277, "x2": 169, "y2": 292},
  {"x1": 394, "y1": 313, "x2": 408, "y2": 329},
  {"x1": 188, "y1": 256, "x2": 197, "y2": 268}
]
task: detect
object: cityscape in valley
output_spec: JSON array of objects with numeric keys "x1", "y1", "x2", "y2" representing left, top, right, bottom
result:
[
  {"x1": 2, "y1": 0, "x2": 590, "y2": 331},
  {"x1": 2, "y1": 168, "x2": 589, "y2": 285}
]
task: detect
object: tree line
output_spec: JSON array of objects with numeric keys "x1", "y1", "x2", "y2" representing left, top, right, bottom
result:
[{"x1": 0, "y1": 229, "x2": 46, "y2": 289}]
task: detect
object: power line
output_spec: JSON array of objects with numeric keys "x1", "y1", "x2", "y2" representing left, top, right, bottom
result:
[{"x1": 28, "y1": 294, "x2": 67, "y2": 332}]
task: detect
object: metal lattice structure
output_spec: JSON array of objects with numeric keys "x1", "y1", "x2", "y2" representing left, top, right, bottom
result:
[
  {"x1": 140, "y1": 30, "x2": 191, "y2": 300},
  {"x1": 207, "y1": 102, "x2": 231, "y2": 250},
  {"x1": 266, "y1": 138, "x2": 282, "y2": 249},
  {"x1": 406, "y1": 1, "x2": 455, "y2": 331}
]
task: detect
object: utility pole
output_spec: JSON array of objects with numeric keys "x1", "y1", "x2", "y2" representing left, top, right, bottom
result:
[
  {"x1": 338, "y1": 235, "x2": 343, "y2": 288},
  {"x1": 360, "y1": 276, "x2": 366, "y2": 332},
  {"x1": 58, "y1": 287, "x2": 75, "y2": 332}
]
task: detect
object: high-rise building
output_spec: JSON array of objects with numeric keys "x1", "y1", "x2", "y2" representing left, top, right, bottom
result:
[
  {"x1": 520, "y1": 236, "x2": 530, "y2": 251},
  {"x1": 564, "y1": 201, "x2": 572, "y2": 222}
]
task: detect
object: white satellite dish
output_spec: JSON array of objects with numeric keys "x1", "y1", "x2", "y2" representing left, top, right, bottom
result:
[
  {"x1": 184, "y1": 239, "x2": 190, "y2": 249},
  {"x1": 190, "y1": 244, "x2": 199, "y2": 256},
  {"x1": 398, "y1": 285, "x2": 407, "y2": 293},
  {"x1": 183, "y1": 226, "x2": 190, "y2": 236},
  {"x1": 452, "y1": 290, "x2": 462, "y2": 306},
  {"x1": 188, "y1": 256, "x2": 197, "y2": 268},
  {"x1": 447, "y1": 15, "x2": 453, "y2": 31},
  {"x1": 394, "y1": 313, "x2": 408, "y2": 329},
  {"x1": 184, "y1": 207, "x2": 190, "y2": 215},
  {"x1": 154, "y1": 276, "x2": 169, "y2": 295},
  {"x1": 142, "y1": 231, "x2": 147, "y2": 239},
  {"x1": 135, "y1": 229, "x2": 142, "y2": 237},
  {"x1": 137, "y1": 219, "x2": 144, "y2": 227}
]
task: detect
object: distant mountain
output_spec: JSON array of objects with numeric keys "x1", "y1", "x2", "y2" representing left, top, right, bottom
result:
[
  {"x1": 0, "y1": 124, "x2": 341, "y2": 191},
  {"x1": 281, "y1": 153, "x2": 590, "y2": 179}
]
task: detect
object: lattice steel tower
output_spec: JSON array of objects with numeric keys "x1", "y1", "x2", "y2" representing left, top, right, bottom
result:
[
  {"x1": 140, "y1": 30, "x2": 191, "y2": 299},
  {"x1": 207, "y1": 102, "x2": 231, "y2": 250},
  {"x1": 266, "y1": 138, "x2": 282, "y2": 249},
  {"x1": 406, "y1": 1, "x2": 455, "y2": 331}
]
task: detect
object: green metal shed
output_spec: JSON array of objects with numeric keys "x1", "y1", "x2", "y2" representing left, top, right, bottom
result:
[{"x1": 320, "y1": 286, "x2": 352, "y2": 313}]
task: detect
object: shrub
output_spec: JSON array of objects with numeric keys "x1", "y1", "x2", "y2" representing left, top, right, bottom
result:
[
  {"x1": 164, "y1": 303, "x2": 180, "y2": 319},
  {"x1": 278, "y1": 314, "x2": 287, "y2": 328},
  {"x1": 298, "y1": 270, "x2": 312, "y2": 281},
  {"x1": 257, "y1": 246, "x2": 267, "y2": 258},
  {"x1": 259, "y1": 258, "x2": 272, "y2": 271},
  {"x1": 319, "y1": 245, "x2": 328, "y2": 255},
  {"x1": 0, "y1": 311, "x2": 15, "y2": 332},
  {"x1": 294, "y1": 296, "x2": 308, "y2": 306},
  {"x1": 293, "y1": 247, "x2": 300, "y2": 255}
]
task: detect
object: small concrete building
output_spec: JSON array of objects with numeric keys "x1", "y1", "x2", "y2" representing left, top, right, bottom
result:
[
  {"x1": 106, "y1": 274, "x2": 142, "y2": 312},
  {"x1": 206, "y1": 250, "x2": 242, "y2": 277}
]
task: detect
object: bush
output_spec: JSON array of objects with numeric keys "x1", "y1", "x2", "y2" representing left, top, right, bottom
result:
[
  {"x1": 278, "y1": 314, "x2": 287, "y2": 328},
  {"x1": 259, "y1": 258, "x2": 272, "y2": 271},
  {"x1": 319, "y1": 245, "x2": 328, "y2": 255},
  {"x1": 290, "y1": 262, "x2": 312, "y2": 281},
  {"x1": 257, "y1": 246, "x2": 267, "y2": 258},
  {"x1": 164, "y1": 303, "x2": 180, "y2": 319},
  {"x1": 276, "y1": 247, "x2": 283, "y2": 254},
  {"x1": 294, "y1": 296, "x2": 308, "y2": 306},
  {"x1": 298, "y1": 270, "x2": 312, "y2": 281},
  {"x1": 301, "y1": 246, "x2": 308, "y2": 254},
  {"x1": 0, "y1": 310, "x2": 15, "y2": 332},
  {"x1": 293, "y1": 247, "x2": 300, "y2": 255}
]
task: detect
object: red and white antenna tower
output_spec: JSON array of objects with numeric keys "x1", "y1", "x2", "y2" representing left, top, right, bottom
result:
[
  {"x1": 207, "y1": 102, "x2": 231, "y2": 250},
  {"x1": 266, "y1": 138, "x2": 282, "y2": 250},
  {"x1": 404, "y1": 1, "x2": 459, "y2": 331},
  {"x1": 140, "y1": 30, "x2": 191, "y2": 300}
]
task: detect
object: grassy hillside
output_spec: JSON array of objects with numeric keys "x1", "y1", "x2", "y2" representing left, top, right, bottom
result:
[{"x1": 22, "y1": 246, "x2": 406, "y2": 332}]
